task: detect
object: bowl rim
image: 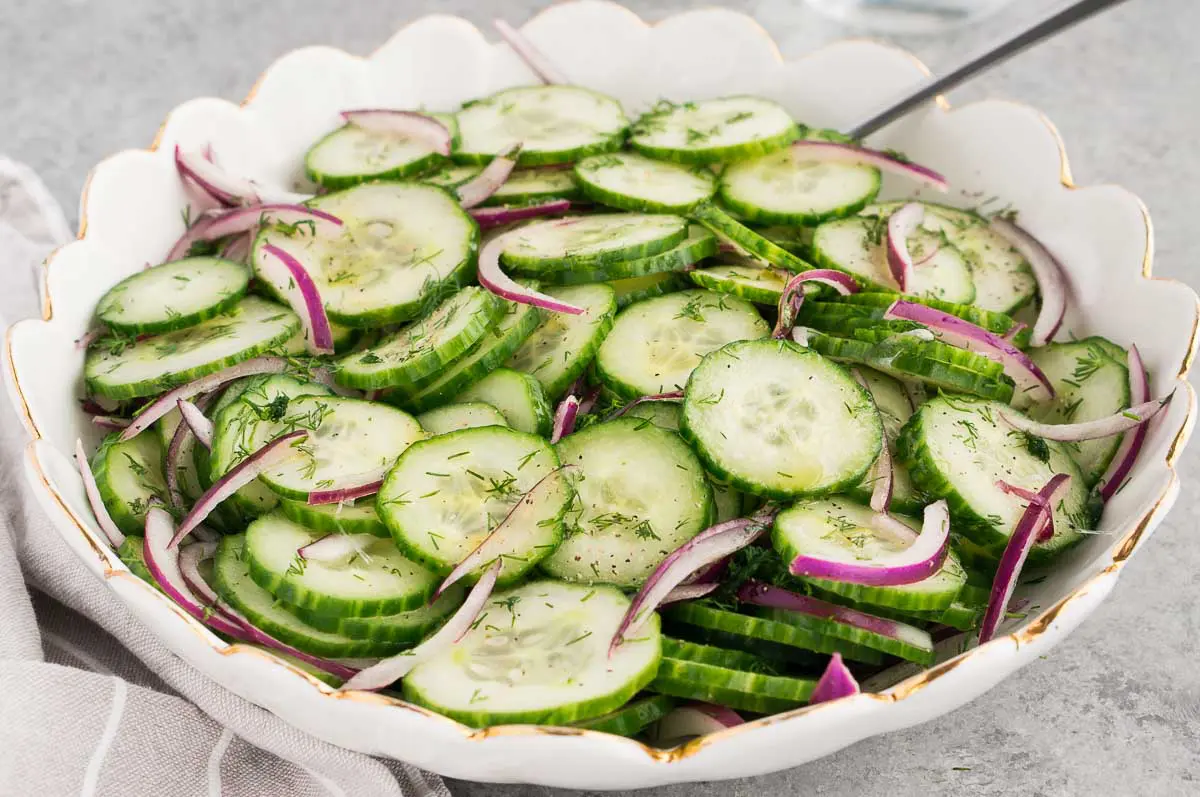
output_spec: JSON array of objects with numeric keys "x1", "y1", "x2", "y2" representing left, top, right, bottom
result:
[{"x1": 8, "y1": 0, "x2": 1199, "y2": 765}]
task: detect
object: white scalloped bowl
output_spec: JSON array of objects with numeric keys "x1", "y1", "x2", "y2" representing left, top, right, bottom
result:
[{"x1": 6, "y1": 2, "x2": 1197, "y2": 789}]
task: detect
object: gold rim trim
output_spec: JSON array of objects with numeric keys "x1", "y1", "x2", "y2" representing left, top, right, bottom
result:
[{"x1": 9, "y1": 3, "x2": 1199, "y2": 765}]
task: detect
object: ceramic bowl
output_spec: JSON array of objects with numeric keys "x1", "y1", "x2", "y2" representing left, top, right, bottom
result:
[{"x1": 5, "y1": 2, "x2": 1197, "y2": 788}]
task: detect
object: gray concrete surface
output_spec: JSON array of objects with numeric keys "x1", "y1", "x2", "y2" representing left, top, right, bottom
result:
[{"x1": 3, "y1": 1, "x2": 1199, "y2": 794}]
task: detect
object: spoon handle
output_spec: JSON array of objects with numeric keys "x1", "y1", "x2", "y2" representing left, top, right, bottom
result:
[{"x1": 846, "y1": 0, "x2": 1131, "y2": 140}]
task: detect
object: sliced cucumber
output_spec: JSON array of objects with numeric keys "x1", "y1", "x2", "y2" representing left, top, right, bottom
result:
[
  {"x1": 116, "y1": 535, "x2": 157, "y2": 587},
  {"x1": 254, "y1": 182, "x2": 477, "y2": 327},
  {"x1": 629, "y1": 97, "x2": 799, "y2": 164},
  {"x1": 455, "y1": 368, "x2": 552, "y2": 437},
  {"x1": 423, "y1": 163, "x2": 482, "y2": 188},
  {"x1": 845, "y1": 367, "x2": 924, "y2": 514},
  {"x1": 810, "y1": 216, "x2": 975, "y2": 305},
  {"x1": 821, "y1": 292, "x2": 1028, "y2": 346},
  {"x1": 214, "y1": 535, "x2": 409, "y2": 657},
  {"x1": 651, "y1": 658, "x2": 815, "y2": 714},
  {"x1": 85, "y1": 296, "x2": 298, "y2": 400},
  {"x1": 607, "y1": 272, "x2": 688, "y2": 309},
  {"x1": 754, "y1": 605, "x2": 934, "y2": 665},
  {"x1": 756, "y1": 225, "x2": 813, "y2": 256},
  {"x1": 91, "y1": 431, "x2": 168, "y2": 536},
  {"x1": 541, "y1": 418, "x2": 713, "y2": 588},
  {"x1": 454, "y1": 86, "x2": 629, "y2": 166},
  {"x1": 211, "y1": 395, "x2": 424, "y2": 501},
  {"x1": 310, "y1": 584, "x2": 464, "y2": 647},
  {"x1": 710, "y1": 478, "x2": 744, "y2": 524},
  {"x1": 772, "y1": 498, "x2": 967, "y2": 611},
  {"x1": 96, "y1": 257, "x2": 250, "y2": 336},
  {"x1": 506, "y1": 283, "x2": 617, "y2": 399},
  {"x1": 719, "y1": 147, "x2": 880, "y2": 225},
  {"x1": 402, "y1": 580, "x2": 661, "y2": 727},
  {"x1": 897, "y1": 396, "x2": 1100, "y2": 563},
  {"x1": 417, "y1": 402, "x2": 509, "y2": 435},
  {"x1": 393, "y1": 301, "x2": 543, "y2": 414},
  {"x1": 278, "y1": 497, "x2": 388, "y2": 538},
  {"x1": 661, "y1": 637, "x2": 772, "y2": 672},
  {"x1": 571, "y1": 694, "x2": 676, "y2": 737},
  {"x1": 158, "y1": 407, "x2": 205, "y2": 502},
  {"x1": 500, "y1": 214, "x2": 689, "y2": 272},
  {"x1": 1020, "y1": 340, "x2": 1130, "y2": 485},
  {"x1": 276, "y1": 320, "x2": 361, "y2": 356},
  {"x1": 681, "y1": 339, "x2": 882, "y2": 499},
  {"x1": 689, "y1": 203, "x2": 815, "y2": 274},
  {"x1": 334, "y1": 287, "x2": 504, "y2": 390},
  {"x1": 485, "y1": 167, "x2": 580, "y2": 206},
  {"x1": 377, "y1": 426, "x2": 569, "y2": 584},
  {"x1": 574, "y1": 152, "x2": 716, "y2": 213},
  {"x1": 517, "y1": 225, "x2": 717, "y2": 285},
  {"x1": 688, "y1": 263, "x2": 794, "y2": 306},
  {"x1": 596, "y1": 289, "x2": 768, "y2": 399},
  {"x1": 305, "y1": 119, "x2": 449, "y2": 189},
  {"x1": 624, "y1": 399, "x2": 682, "y2": 432},
  {"x1": 244, "y1": 512, "x2": 439, "y2": 618}
]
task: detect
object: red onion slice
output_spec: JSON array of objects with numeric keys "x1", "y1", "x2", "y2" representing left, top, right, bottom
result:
[
  {"x1": 340, "y1": 560, "x2": 501, "y2": 691},
  {"x1": 120, "y1": 357, "x2": 291, "y2": 441},
  {"x1": 75, "y1": 439, "x2": 126, "y2": 548},
  {"x1": 653, "y1": 704, "x2": 744, "y2": 745},
  {"x1": 91, "y1": 415, "x2": 131, "y2": 431},
  {"x1": 298, "y1": 532, "x2": 374, "y2": 563},
  {"x1": 606, "y1": 391, "x2": 684, "y2": 421},
  {"x1": 550, "y1": 395, "x2": 580, "y2": 444},
  {"x1": 883, "y1": 300, "x2": 1055, "y2": 401},
  {"x1": 340, "y1": 110, "x2": 452, "y2": 156},
  {"x1": 175, "y1": 146, "x2": 259, "y2": 207},
  {"x1": 787, "y1": 499, "x2": 950, "y2": 586},
  {"x1": 1098, "y1": 345, "x2": 1154, "y2": 502},
  {"x1": 659, "y1": 582, "x2": 718, "y2": 606},
  {"x1": 886, "y1": 202, "x2": 925, "y2": 293},
  {"x1": 809, "y1": 653, "x2": 860, "y2": 705},
  {"x1": 738, "y1": 580, "x2": 930, "y2": 648},
  {"x1": 166, "y1": 204, "x2": 340, "y2": 263},
  {"x1": 307, "y1": 480, "x2": 381, "y2": 506},
  {"x1": 990, "y1": 218, "x2": 1068, "y2": 346},
  {"x1": 477, "y1": 231, "x2": 584, "y2": 314},
  {"x1": 1002, "y1": 321, "x2": 1028, "y2": 344},
  {"x1": 221, "y1": 232, "x2": 253, "y2": 263},
  {"x1": 434, "y1": 467, "x2": 574, "y2": 599},
  {"x1": 177, "y1": 399, "x2": 214, "y2": 449},
  {"x1": 169, "y1": 430, "x2": 309, "y2": 548},
  {"x1": 259, "y1": 243, "x2": 334, "y2": 355},
  {"x1": 469, "y1": 199, "x2": 572, "y2": 229},
  {"x1": 456, "y1": 144, "x2": 522, "y2": 209},
  {"x1": 787, "y1": 140, "x2": 948, "y2": 192},
  {"x1": 772, "y1": 269, "x2": 859, "y2": 339},
  {"x1": 493, "y1": 19, "x2": 567, "y2": 85},
  {"x1": 978, "y1": 473, "x2": 1071, "y2": 643},
  {"x1": 178, "y1": 541, "x2": 224, "y2": 609},
  {"x1": 996, "y1": 477, "x2": 1070, "y2": 542},
  {"x1": 165, "y1": 394, "x2": 215, "y2": 511},
  {"x1": 610, "y1": 514, "x2": 776, "y2": 655},
  {"x1": 75, "y1": 326, "x2": 107, "y2": 350},
  {"x1": 999, "y1": 395, "x2": 1172, "y2": 442}
]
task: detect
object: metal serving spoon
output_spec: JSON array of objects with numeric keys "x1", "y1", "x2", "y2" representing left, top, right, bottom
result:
[{"x1": 847, "y1": 0, "x2": 1132, "y2": 140}]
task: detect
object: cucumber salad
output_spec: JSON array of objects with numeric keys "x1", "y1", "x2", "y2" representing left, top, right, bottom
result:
[{"x1": 76, "y1": 25, "x2": 1173, "y2": 745}]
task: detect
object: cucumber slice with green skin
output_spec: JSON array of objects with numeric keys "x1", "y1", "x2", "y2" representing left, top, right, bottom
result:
[
  {"x1": 681, "y1": 339, "x2": 882, "y2": 499},
  {"x1": 278, "y1": 497, "x2": 388, "y2": 538},
  {"x1": 805, "y1": 332, "x2": 1016, "y2": 404},
  {"x1": 276, "y1": 320, "x2": 362, "y2": 356},
  {"x1": 709, "y1": 478, "x2": 744, "y2": 524},
  {"x1": 574, "y1": 152, "x2": 717, "y2": 213},
  {"x1": 334, "y1": 287, "x2": 505, "y2": 390},
  {"x1": 244, "y1": 512, "x2": 440, "y2": 618},
  {"x1": 485, "y1": 167, "x2": 580, "y2": 206},
  {"x1": 116, "y1": 535, "x2": 157, "y2": 587},
  {"x1": 1018, "y1": 340, "x2": 1130, "y2": 485},
  {"x1": 422, "y1": 164, "x2": 481, "y2": 189},
  {"x1": 845, "y1": 329, "x2": 1006, "y2": 381},
  {"x1": 454, "y1": 86, "x2": 629, "y2": 166},
  {"x1": 571, "y1": 694, "x2": 677, "y2": 737},
  {"x1": 810, "y1": 216, "x2": 975, "y2": 305},
  {"x1": 254, "y1": 182, "x2": 478, "y2": 328},
  {"x1": 661, "y1": 637, "x2": 773, "y2": 672},
  {"x1": 91, "y1": 431, "x2": 168, "y2": 536},
  {"x1": 304, "y1": 120, "x2": 449, "y2": 190},
  {"x1": 541, "y1": 418, "x2": 713, "y2": 588},
  {"x1": 651, "y1": 658, "x2": 816, "y2": 714},
  {"x1": 865, "y1": 202, "x2": 1036, "y2": 314},
  {"x1": 756, "y1": 225, "x2": 813, "y2": 257},
  {"x1": 285, "y1": 581, "x2": 465, "y2": 640},
  {"x1": 402, "y1": 580, "x2": 661, "y2": 727},
  {"x1": 506, "y1": 283, "x2": 617, "y2": 399},
  {"x1": 85, "y1": 296, "x2": 299, "y2": 400},
  {"x1": 719, "y1": 147, "x2": 881, "y2": 225},
  {"x1": 214, "y1": 536, "x2": 410, "y2": 657},
  {"x1": 596, "y1": 290, "x2": 768, "y2": 399},
  {"x1": 211, "y1": 395, "x2": 424, "y2": 501},
  {"x1": 662, "y1": 601, "x2": 884, "y2": 666},
  {"x1": 690, "y1": 203, "x2": 816, "y2": 274},
  {"x1": 689, "y1": 263, "x2": 813, "y2": 306},
  {"x1": 500, "y1": 214, "x2": 689, "y2": 272},
  {"x1": 896, "y1": 396, "x2": 1100, "y2": 564},
  {"x1": 158, "y1": 408, "x2": 205, "y2": 502},
  {"x1": 455, "y1": 368, "x2": 552, "y2": 437},
  {"x1": 516, "y1": 225, "x2": 717, "y2": 286},
  {"x1": 392, "y1": 301, "x2": 543, "y2": 414},
  {"x1": 607, "y1": 272, "x2": 688, "y2": 309},
  {"x1": 843, "y1": 367, "x2": 925, "y2": 515},
  {"x1": 96, "y1": 257, "x2": 251, "y2": 336},
  {"x1": 771, "y1": 498, "x2": 967, "y2": 612},
  {"x1": 1076, "y1": 335, "x2": 1127, "y2": 364},
  {"x1": 753, "y1": 605, "x2": 934, "y2": 666},
  {"x1": 629, "y1": 97, "x2": 799, "y2": 165},
  {"x1": 417, "y1": 402, "x2": 509, "y2": 435},
  {"x1": 625, "y1": 400, "x2": 682, "y2": 431},
  {"x1": 377, "y1": 426, "x2": 569, "y2": 584},
  {"x1": 822, "y1": 293, "x2": 1029, "y2": 347}
]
